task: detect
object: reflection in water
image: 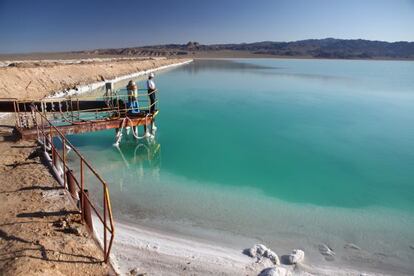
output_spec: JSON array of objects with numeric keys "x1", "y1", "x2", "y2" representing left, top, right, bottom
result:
[
  {"x1": 175, "y1": 59, "x2": 354, "y2": 83},
  {"x1": 175, "y1": 59, "x2": 278, "y2": 75},
  {"x1": 114, "y1": 139, "x2": 161, "y2": 191}
]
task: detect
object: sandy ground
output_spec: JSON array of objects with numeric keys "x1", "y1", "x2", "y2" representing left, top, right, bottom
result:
[
  {"x1": 0, "y1": 116, "x2": 112, "y2": 275},
  {"x1": 0, "y1": 57, "x2": 191, "y2": 100}
]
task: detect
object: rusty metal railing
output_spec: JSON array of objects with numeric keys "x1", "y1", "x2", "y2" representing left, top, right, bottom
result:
[
  {"x1": 32, "y1": 105, "x2": 115, "y2": 263},
  {"x1": 1, "y1": 93, "x2": 158, "y2": 128}
]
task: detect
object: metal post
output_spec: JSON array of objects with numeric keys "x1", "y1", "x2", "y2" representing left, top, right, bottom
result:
[
  {"x1": 40, "y1": 114, "x2": 45, "y2": 151},
  {"x1": 80, "y1": 159, "x2": 84, "y2": 221},
  {"x1": 83, "y1": 189, "x2": 93, "y2": 232},
  {"x1": 49, "y1": 125, "x2": 52, "y2": 151},
  {"x1": 103, "y1": 188, "x2": 107, "y2": 260},
  {"x1": 77, "y1": 99, "x2": 80, "y2": 121},
  {"x1": 16, "y1": 101, "x2": 21, "y2": 128},
  {"x1": 66, "y1": 170, "x2": 78, "y2": 200},
  {"x1": 51, "y1": 146, "x2": 55, "y2": 167},
  {"x1": 34, "y1": 108, "x2": 40, "y2": 139},
  {"x1": 117, "y1": 96, "x2": 120, "y2": 118},
  {"x1": 70, "y1": 99, "x2": 74, "y2": 123},
  {"x1": 13, "y1": 101, "x2": 19, "y2": 128},
  {"x1": 62, "y1": 139, "x2": 66, "y2": 189}
]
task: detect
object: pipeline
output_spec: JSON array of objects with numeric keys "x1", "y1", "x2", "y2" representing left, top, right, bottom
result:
[{"x1": 113, "y1": 115, "x2": 156, "y2": 147}]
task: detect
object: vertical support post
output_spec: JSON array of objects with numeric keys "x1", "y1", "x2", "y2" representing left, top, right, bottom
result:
[
  {"x1": 80, "y1": 159, "x2": 84, "y2": 221},
  {"x1": 16, "y1": 101, "x2": 21, "y2": 128},
  {"x1": 66, "y1": 170, "x2": 78, "y2": 200},
  {"x1": 49, "y1": 126, "x2": 53, "y2": 170},
  {"x1": 51, "y1": 101, "x2": 54, "y2": 119},
  {"x1": 77, "y1": 98, "x2": 80, "y2": 121},
  {"x1": 83, "y1": 189, "x2": 93, "y2": 232},
  {"x1": 13, "y1": 101, "x2": 19, "y2": 128},
  {"x1": 70, "y1": 99, "x2": 74, "y2": 122},
  {"x1": 103, "y1": 188, "x2": 107, "y2": 261},
  {"x1": 62, "y1": 138, "x2": 66, "y2": 189},
  {"x1": 51, "y1": 146, "x2": 56, "y2": 167},
  {"x1": 49, "y1": 125, "x2": 52, "y2": 150},
  {"x1": 34, "y1": 108, "x2": 40, "y2": 140},
  {"x1": 40, "y1": 114, "x2": 45, "y2": 151},
  {"x1": 117, "y1": 96, "x2": 120, "y2": 118}
]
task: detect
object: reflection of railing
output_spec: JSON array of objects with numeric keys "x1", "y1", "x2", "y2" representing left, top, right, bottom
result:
[{"x1": 32, "y1": 106, "x2": 115, "y2": 263}]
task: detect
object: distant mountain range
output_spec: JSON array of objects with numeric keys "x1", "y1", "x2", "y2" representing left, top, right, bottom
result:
[{"x1": 81, "y1": 38, "x2": 414, "y2": 60}]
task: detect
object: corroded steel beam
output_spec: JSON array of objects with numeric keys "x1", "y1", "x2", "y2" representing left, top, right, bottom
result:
[
  {"x1": 0, "y1": 100, "x2": 118, "y2": 113},
  {"x1": 16, "y1": 115, "x2": 155, "y2": 140}
]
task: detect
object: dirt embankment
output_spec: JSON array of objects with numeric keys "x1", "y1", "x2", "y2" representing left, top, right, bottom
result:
[
  {"x1": 0, "y1": 122, "x2": 112, "y2": 275},
  {"x1": 0, "y1": 57, "x2": 191, "y2": 100}
]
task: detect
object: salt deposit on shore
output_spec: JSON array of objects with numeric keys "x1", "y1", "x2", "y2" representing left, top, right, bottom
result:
[
  {"x1": 0, "y1": 57, "x2": 192, "y2": 100},
  {"x1": 0, "y1": 56, "x2": 164, "y2": 68},
  {"x1": 95, "y1": 219, "x2": 392, "y2": 276},
  {"x1": 50, "y1": 59, "x2": 193, "y2": 99}
]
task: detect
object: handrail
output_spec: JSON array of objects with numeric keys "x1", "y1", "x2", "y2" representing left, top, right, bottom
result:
[
  {"x1": 13, "y1": 89, "x2": 158, "y2": 102},
  {"x1": 33, "y1": 106, "x2": 115, "y2": 263},
  {"x1": 1, "y1": 91, "x2": 160, "y2": 262},
  {"x1": 8, "y1": 95, "x2": 158, "y2": 127}
]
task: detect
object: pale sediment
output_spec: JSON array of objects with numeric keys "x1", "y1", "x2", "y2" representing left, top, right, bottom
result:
[{"x1": 103, "y1": 219, "x2": 393, "y2": 276}]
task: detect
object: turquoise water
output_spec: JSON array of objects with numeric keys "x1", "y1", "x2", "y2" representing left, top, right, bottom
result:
[{"x1": 68, "y1": 59, "x2": 414, "y2": 273}]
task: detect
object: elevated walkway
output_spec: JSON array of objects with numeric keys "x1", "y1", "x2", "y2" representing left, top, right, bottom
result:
[{"x1": 0, "y1": 90, "x2": 158, "y2": 140}]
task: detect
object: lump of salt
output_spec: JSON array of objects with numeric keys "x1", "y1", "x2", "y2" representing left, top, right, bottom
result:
[
  {"x1": 259, "y1": 267, "x2": 291, "y2": 276},
  {"x1": 244, "y1": 244, "x2": 280, "y2": 265},
  {"x1": 287, "y1": 249, "x2": 304, "y2": 264}
]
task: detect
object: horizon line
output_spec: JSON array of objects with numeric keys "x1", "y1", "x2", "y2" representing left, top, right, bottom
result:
[{"x1": 1, "y1": 37, "x2": 414, "y2": 56}]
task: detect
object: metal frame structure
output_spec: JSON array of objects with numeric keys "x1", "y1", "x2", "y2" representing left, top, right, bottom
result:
[
  {"x1": 0, "y1": 89, "x2": 160, "y2": 264},
  {"x1": 0, "y1": 91, "x2": 158, "y2": 139},
  {"x1": 34, "y1": 107, "x2": 115, "y2": 262}
]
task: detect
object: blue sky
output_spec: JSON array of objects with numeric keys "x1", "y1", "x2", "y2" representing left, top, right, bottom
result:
[{"x1": 0, "y1": 0, "x2": 413, "y2": 53}]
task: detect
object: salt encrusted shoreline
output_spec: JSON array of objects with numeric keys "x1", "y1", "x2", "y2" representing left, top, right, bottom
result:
[
  {"x1": 0, "y1": 57, "x2": 193, "y2": 100},
  {"x1": 0, "y1": 58, "x2": 193, "y2": 122},
  {"x1": 49, "y1": 59, "x2": 193, "y2": 98},
  {"x1": 98, "y1": 218, "x2": 392, "y2": 276}
]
